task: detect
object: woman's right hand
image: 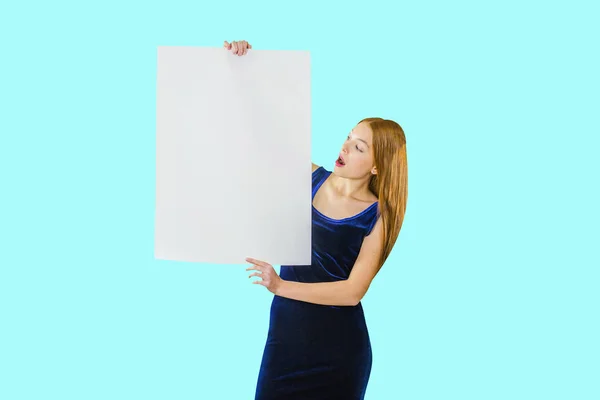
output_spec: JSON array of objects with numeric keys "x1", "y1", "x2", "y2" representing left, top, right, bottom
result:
[{"x1": 224, "y1": 40, "x2": 252, "y2": 56}]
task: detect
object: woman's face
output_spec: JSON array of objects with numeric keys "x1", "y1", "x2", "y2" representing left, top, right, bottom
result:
[{"x1": 334, "y1": 122, "x2": 376, "y2": 178}]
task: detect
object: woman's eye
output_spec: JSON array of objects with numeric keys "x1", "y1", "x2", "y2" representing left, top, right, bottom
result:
[{"x1": 356, "y1": 145, "x2": 363, "y2": 152}]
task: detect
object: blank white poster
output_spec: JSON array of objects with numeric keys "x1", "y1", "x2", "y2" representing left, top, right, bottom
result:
[{"x1": 155, "y1": 46, "x2": 312, "y2": 265}]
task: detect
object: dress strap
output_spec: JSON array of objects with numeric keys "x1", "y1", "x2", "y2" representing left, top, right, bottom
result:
[
  {"x1": 365, "y1": 209, "x2": 380, "y2": 236},
  {"x1": 311, "y1": 166, "x2": 330, "y2": 200}
]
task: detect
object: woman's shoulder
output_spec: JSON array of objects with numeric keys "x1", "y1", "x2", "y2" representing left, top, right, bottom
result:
[
  {"x1": 312, "y1": 164, "x2": 330, "y2": 176},
  {"x1": 312, "y1": 164, "x2": 331, "y2": 177},
  {"x1": 311, "y1": 165, "x2": 330, "y2": 189}
]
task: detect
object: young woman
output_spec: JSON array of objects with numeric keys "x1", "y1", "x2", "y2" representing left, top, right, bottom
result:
[{"x1": 224, "y1": 40, "x2": 408, "y2": 399}]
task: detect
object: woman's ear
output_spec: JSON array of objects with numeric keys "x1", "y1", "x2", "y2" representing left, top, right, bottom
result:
[{"x1": 371, "y1": 166, "x2": 377, "y2": 175}]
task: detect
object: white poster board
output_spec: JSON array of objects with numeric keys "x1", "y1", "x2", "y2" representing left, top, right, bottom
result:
[{"x1": 155, "y1": 46, "x2": 312, "y2": 265}]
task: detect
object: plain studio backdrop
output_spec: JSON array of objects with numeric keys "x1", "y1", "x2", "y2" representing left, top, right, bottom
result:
[{"x1": 0, "y1": 1, "x2": 598, "y2": 399}]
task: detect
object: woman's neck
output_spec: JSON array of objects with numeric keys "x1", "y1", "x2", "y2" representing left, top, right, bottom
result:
[{"x1": 329, "y1": 172, "x2": 374, "y2": 201}]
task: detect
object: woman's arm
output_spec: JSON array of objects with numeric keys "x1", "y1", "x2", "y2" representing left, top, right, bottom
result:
[
  {"x1": 246, "y1": 217, "x2": 384, "y2": 306},
  {"x1": 275, "y1": 280, "x2": 358, "y2": 306}
]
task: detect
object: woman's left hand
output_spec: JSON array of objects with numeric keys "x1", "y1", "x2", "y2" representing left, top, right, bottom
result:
[{"x1": 246, "y1": 257, "x2": 282, "y2": 295}]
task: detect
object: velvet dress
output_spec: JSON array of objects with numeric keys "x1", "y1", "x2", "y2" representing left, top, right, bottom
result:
[{"x1": 254, "y1": 166, "x2": 379, "y2": 400}]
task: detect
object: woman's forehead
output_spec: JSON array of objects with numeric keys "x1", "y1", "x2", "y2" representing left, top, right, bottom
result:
[{"x1": 352, "y1": 123, "x2": 373, "y2": 141}]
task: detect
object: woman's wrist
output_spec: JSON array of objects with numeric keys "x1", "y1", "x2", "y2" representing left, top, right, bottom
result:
[{"x1": 273, "y1": 277, "x2": 286, "y2": 296}]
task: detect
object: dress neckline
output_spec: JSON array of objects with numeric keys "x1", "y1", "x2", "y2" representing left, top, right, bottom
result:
[{"x1": 312, "y1": 167, "x2": 378, "y2": 223}]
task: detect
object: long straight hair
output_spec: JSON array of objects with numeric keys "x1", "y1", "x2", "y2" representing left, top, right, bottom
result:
[{"x1": 359, "y1": 117, "x2": 408, "y2": 269}]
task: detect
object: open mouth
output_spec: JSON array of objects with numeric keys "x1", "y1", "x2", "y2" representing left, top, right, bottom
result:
[{"x1": 336, "y1": 155, "x2": 346, "y2": 166}]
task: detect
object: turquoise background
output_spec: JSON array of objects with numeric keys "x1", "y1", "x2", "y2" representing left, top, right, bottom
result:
[{"x1": 1, "y1": 0, "x2": 598, "y2": 399}]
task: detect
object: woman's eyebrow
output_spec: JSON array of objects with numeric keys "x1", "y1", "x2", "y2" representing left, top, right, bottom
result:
[{"x1": 349, "y1": 131, "x2": 370, "y2": 148}]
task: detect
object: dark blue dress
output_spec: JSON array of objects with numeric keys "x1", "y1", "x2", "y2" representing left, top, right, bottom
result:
[{"x1": 254, "y1": 166, "x2": 379, "y2": 400}]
